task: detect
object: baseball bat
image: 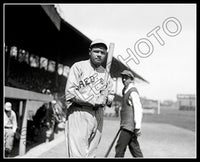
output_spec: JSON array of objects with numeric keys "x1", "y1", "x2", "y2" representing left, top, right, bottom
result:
[
  {"x1": 104, "y1": 128, "x2": 121, "y2": 157},
  {"x1": 104, "y1": 43, "x2": 115, "y2": 83},
  {"x1": 100, "y1": 43, "x2": 115, "y2": 97}
]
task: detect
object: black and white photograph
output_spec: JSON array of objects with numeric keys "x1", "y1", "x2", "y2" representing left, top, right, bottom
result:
[{"x1": 3, "y1": 3, "x2": 196, "y2": 158}]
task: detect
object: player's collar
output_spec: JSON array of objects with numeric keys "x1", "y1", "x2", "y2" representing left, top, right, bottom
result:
[{"x1": 89, "y1": 59, "x2": 105, "y2": 73}]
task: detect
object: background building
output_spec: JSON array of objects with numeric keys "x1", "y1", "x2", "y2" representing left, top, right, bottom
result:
[{"x1": 177, "y1": 94, "x2": 196, "y2": 111}]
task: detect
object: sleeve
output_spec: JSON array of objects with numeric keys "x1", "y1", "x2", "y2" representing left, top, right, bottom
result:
[
  {"x1": 129, "y1": 91, "x2": 143, "y2": 129},
  {"x1": 65, "y1": 63, "x2": 95, "y2": 107},
  {"x1": 65, "y1": 63, "x2": 80, "y2": 101}
]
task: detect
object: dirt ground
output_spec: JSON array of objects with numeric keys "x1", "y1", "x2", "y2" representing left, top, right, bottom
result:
[
  {"x1": 96, "y1": 120, "x2": 196, "y2": 158},
  {"x1": 18, "y1": 118, "x2": 196, "y2": 159},
  {"x1": 13, "y1": 107, "x2": 196, "y2": 158}
]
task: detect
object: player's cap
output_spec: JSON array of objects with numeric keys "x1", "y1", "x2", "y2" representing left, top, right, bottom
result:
[
  {"x1": 5, "y1": 102, "x2": 12, "y2": 111},
  {"x1": 90, "y1": 39, "x2": 108, "y2": 50},
  {"x1": 121, "y1": 70, "x2": 135, "y2": 80}
]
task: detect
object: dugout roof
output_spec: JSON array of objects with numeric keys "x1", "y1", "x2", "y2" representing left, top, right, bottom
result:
[{"x1": 5, "y1": 5, "x2": 148, "y2": 83}]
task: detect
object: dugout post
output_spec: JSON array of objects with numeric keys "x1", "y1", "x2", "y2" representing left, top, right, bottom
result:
[{"x1": 19, "y1": 100, "x2": 28, "y2": 156}]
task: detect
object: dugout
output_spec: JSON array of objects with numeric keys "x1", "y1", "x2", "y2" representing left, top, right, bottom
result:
[{"x1": 4, "y1": 4, "x2": 148, "y2": 156}]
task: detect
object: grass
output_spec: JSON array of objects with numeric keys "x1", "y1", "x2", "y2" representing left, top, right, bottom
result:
[
  {"x1": 142, "y1": 107, "x2": 196, "y2": 132},
  {"x1": 105, "y1": 107, "x2": 196, "y2": 132}
]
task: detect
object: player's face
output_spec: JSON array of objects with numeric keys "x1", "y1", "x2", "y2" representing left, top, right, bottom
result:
[
  {"x1": 122, "y1": 75, "x2": 132, "y2": 86},
  {"x1": 89, "y1": 46, "x2": 107, "y2": 67}
]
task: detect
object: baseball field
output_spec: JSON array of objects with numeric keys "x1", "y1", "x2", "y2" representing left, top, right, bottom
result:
[
  {"x1": 98, "y1": 106, "x2": 196, "y2": 158},
  {"x1": 19, "y1": 106, "x2": 196, "y2": 158}
]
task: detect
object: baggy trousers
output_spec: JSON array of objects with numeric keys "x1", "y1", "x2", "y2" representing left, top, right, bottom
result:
[
  {"x1": 115, "y1": 128, "x2": 143, "y2": 157},
  {"x1": 65, "y1": 106, "x2": 103, "y2": 157}
]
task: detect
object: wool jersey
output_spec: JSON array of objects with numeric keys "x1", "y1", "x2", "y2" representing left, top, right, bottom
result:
[{"x1": 65, "y1": 59, "x2": 114, "y2": 106}]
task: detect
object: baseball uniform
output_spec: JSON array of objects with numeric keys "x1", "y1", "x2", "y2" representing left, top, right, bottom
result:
[
  {"x1": 65, "y1": 59, "x2": 114, "y2": 157},
  {"x1": 4, "y1": 109, "x2": 17, "y2": 154}
]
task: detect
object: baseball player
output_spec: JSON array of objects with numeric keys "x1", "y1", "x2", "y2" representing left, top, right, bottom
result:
[
  {"x1": 115, "y1": 70, "x2": 143, "y2": 157},
  {"x1": 4, "y1": 102, "x2": 18, "y2": 157},
  {"x1": 65, "y1": 39, "x2": 115, "y2": 157}
]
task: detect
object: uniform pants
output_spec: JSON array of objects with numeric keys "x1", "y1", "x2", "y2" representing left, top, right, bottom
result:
[
  {"x1": 4, "y1": 129, "x2": 15, "y2": 152},
  {"x1": 65, "y1": 106, "x2": 103, "y2": 157},
  {"x1": 115, "y1": 128, "x2": 143, "y2": 157}
]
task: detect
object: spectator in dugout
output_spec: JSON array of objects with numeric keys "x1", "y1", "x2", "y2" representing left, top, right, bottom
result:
[
  {"x1": 51, "y1": 100, "x2": 66, "y2": 134},
  {"x1": 32, "y1": 102, "x2": 55, "y2": 142}
]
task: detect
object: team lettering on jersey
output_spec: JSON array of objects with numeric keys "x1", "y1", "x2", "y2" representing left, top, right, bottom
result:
[{"x1": 78, "y1": 73, "x2": 105, "y2": 91}]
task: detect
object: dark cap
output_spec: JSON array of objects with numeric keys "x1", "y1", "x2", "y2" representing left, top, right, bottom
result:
[{"x1": 121, "y1": 70, "x2": 135, "y2": 79}]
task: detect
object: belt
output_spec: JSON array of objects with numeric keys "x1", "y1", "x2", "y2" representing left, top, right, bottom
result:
[
  {"x1": 73, "y1": 103, "x2": 99, "y2": 111},
  {"x1": 73, "y1": 103, "x2": 93, "y2": 109},
  {"x1": 5, "y1": 126, "x2": 13, "y2": 129}
]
